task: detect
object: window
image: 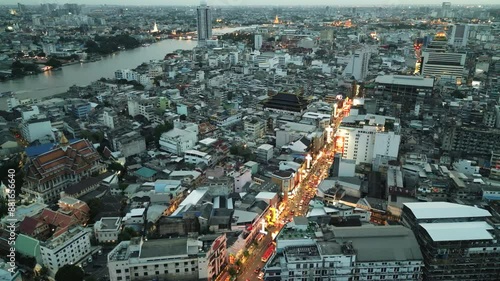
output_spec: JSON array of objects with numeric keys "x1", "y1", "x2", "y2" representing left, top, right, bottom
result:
[
  {"x1": 144, "y1": 272, "x2": 148, "y2": 276},
  {"x1": 185, "y1": 268, "x2": 189, "y2": 272},
  {"x1": 176, "y1": 269, "x2": 180, "y2": 273},
  {"x1": 116, "y1": 270, "x2": 122, "y2": 273}
]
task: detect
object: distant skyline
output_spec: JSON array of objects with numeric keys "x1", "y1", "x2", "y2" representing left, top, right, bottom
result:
[{"x1": 7, "y1": 0, "x2": 500, "y2": 6}]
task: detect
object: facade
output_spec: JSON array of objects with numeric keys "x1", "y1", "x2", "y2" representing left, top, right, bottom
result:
[
  {"x1": 111, "y1": 131, "x2": 146, "y2": 158},
  {"x1": 448, "y1": 24, "x2": 470, "y2": 47},
  {"x1": 244, "y1": 117, "x2": 265, "y2": 138},
  {"x1": 94, "y1": 217, "x2": 122, "y2": 243},
  {"x1": 343, "y1": 49, "x2": 370, "y2": 81},
  {"x1": 420, "y1": 51, "x2": 466, "y2": 83},
  {"x1": 128, "y1": 98, "x2": 155, "y2": 121},
  {"x1": 337, "y1": 114, "x2": 401, "y2": 165},
  {"x1": 374, "y1": 75, "x2": 434, "y2": 111},
  {"x1": 265, "y1": 225, "x2": 423, "y2": 281},
  {"x1": 108, "y1": 234, "x2": 227, "y2": 281},
  {"x1": 40, "y1": 226, "x2": 92, "y2": 276},
  {"x1": 446, "y1": 126, "x2": 500, "y2": 156},
  {"x1": 103, "y1": 108, "x2": 117, "y2": 129},
  {"x1": 23, "y1": 138, "x2": 105, "y2": 202},
  {"x1": 196, "y1": 0, "x2": 212, "y2": 45},
  {"x1": 21, "y1": 118, "x2": 53, "y2": 143},
  {"x1": 401, "y1": 202, "x2": 500, "y2": 280},
  {"x1": 72, "y1": 102, "x2": 91, "y2": 119},
  {"x1": 490, "y1": 151, "x2": 500, "y2": 180},
  {"x1": 159, "y1": 122, "x2": 199, "y2": 155}
]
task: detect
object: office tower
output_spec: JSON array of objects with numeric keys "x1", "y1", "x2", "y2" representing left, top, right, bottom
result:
[
  {"x1": 401, "y1": 202, "x2": 500, "y2": 280},
  {"x1": 448, "y1": 24, "x2": 470, "y2": 48},
  {"x1": 254, "y1": 34, "x2": 263, "y2": 50},
  {"x1": 343, "y1": 49, "x2": 370, "y2": 81},
  {"x1": 196, "y1": 0, "x2": 212, "y2": 46},
  {"x1": 441, "y1": 2, "x2": 451, "y2": 17}
]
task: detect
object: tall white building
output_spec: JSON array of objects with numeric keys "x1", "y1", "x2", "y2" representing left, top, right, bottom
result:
[
  {"x1": 102, "y1": 108, "x2": 117, "y2": 129},
  {"x1": 196, "y1": 0, "x2": 212, "y2": 45},
  {"x1": 254, "y1": 34, "x2": 263, "y2": 50},
  {"x1": 337, "y1": 114, "x2": 401, "y2": 165},
  {"x1": 21, "y1": 117, "x2": 53, "y2": 143},
  {"x1": 343, "y1": 49, "x2": 370, "y2": 81},
  {"x1": 448, "y1": 24, "x2": 470, "y2": 47},
  {"x1": 40, "y1": 226, "x2": 92, "y2": 277}
]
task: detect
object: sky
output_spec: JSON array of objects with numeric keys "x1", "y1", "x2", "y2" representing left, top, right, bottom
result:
[{"x1": 7, "y1": 0, "x2": 500, "y2": 6}]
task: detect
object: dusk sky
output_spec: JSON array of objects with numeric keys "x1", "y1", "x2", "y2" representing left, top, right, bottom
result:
[{"x1": 5, "y1": 0, "x2": 500, "y2": 6}]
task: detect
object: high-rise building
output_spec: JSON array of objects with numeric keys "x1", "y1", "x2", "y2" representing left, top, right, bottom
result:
[
  {"x1": 254, "y1": 34, "x2": 263, "y2": 50},
  {"x1": 401, "y1": 202, "x2": 500, "y2": 280},
  {"x1": 197, "y1": 0, "x2": 212, "y2": 45},
  {"x1": 448, "y1": 24, "x2": 470, "y2": 48},
  {"x1": 441, "y1": 2, "x2": 451, "y2": 17},
  {"x1": 343, "y1": 49, "x2": 370, "y2": 81}
]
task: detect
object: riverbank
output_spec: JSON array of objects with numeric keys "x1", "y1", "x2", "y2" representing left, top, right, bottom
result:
[{"x1": 0, "y1": 25, "x2": 256, "y2": 110}]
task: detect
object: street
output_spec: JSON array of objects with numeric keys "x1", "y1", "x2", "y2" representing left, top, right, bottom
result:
[{"x1": 85, "y1": 248, "x2": 111, "y2": 281}]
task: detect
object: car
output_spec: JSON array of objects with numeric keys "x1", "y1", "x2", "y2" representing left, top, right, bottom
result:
[
  {"x1": 258, "y1": 272, "x2": 265, "y2": 279},
  {"x1": 87, "y1": 257, "x2": 93, "y2": 263},
  {"x1": 254, "y1": 267, "x2": 261, "y2": 274},
  {"x1": 82, "y1": 262, "x2": 88, "y2": 267},
  {"x1": 98, "y1": 250, "x2": 103, "y2": 256}
]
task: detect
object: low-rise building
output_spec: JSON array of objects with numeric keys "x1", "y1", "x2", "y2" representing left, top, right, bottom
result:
[
  {"x1": 94, "y1": 217, "x2": 122, "y2": 244},
  {"x1": 108, "y1": 234, "x2": 227, "y2": 281}
]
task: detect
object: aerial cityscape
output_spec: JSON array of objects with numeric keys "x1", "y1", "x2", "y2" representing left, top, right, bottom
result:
[{"x1": 0, "y1": 1, "x2": 499, "y2": 281}]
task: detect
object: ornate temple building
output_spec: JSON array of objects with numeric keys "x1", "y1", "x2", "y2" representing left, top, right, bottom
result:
[
  {"x1": 262, "y1": 92, "x2": 309, "y2": 116},
  {"x1": 22, "y1": 135, "x2": 105, "y2": 203}
]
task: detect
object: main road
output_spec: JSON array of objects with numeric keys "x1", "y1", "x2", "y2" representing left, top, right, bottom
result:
[
  {"x1": 235, "y1": 112, "x2": 346, "y2": 281},
  {"x1": 0, "y1": 26, "x2": 256, "y2": 110}
]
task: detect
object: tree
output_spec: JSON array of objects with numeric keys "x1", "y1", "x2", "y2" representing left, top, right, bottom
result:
[
  {"x1": 228, "y1": 267, "x2": 237, "y2": 276},
  {"x1": 37, "y1": 52, "x2": 46, "y2": 57},
  {"x1": 87, "y1": 198, "x2": 102, "y2": 223},
  {"x1": 154, "y1": 122, "x2": 173, "y2": 146},
  {"x1": 55, "y1": 264, "x2": 84, "y2": 281},
  {"x1": 118, "y1": 227, "x2": 140, "y2": 241},
  {"x1": 45, "y1": 58, "x2": 62, "y2": 68}
]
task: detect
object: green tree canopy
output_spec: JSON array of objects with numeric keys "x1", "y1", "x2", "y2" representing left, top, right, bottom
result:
[{"x1": 55, "y1": 264, "x2": 84, "y2": 281}]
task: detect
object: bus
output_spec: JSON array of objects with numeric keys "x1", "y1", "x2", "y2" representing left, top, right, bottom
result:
[{"x1": 261, "y1": 243, "x2": 275, "y2": 262}]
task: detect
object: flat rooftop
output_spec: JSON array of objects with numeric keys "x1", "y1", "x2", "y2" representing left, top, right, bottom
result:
[
  {"x1": 403, "y1": 202, "x2": 491, "y2": 220},
  {"x1": 375, "y1": 75, "x2": 434, "y2": 88},
  {"x1": 140, "y1": 238, "x2": 188, "y2": 259},
  {"x1": 419, "y1": 221, "x2": 494, "y2": 242}
]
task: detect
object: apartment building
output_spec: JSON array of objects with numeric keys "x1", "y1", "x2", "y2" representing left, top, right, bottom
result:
[
  {"x1": 374, "y1": 75, "x2": 434, "y2": 111},
  {"x1": 103, "y1": 108, "x2": 117, "y2": 129},
  {"x1": 127, "y1": 98, "x2": 155, "y2": 121},
  {"x1": 343, "y1": 49, "x2": 371, "y2": 81},
  {"x1": 40, "y1": 226, "x2": 92, "y2": 276},
  {"x1": 401, "y1": 202, "x2": 500, "y2": 280},
  {"x1": 244, "y1": 117, "x2": 265, "y2": 138},
  {"x1": 490, "y1": 151, "x2": 500, "y2": 180},
  {"x1": 336, "y1": 114, "x2": 400, "y2": 165},
  {"x1": 446, "y1": 126, "x2": 500, "y2": 156},
  {"x1": 108, "y1": 234, "x2": 227, "y2": 281},
  {"x1": 110, "y1": 131, "x2": 146, "y2": 158},
  {"x1": 265, "y1": 225, "x2": 423, "y2": 281}
]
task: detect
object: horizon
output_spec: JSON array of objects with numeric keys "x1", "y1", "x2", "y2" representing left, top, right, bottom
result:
[{"x1": 6, "y1": 0, "x2": 500, "y2": 7}]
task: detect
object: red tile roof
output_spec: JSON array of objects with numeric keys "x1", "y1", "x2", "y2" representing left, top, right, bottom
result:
[
  {"x1": 26, "y1": 139, "x2": 102, "y2": 184},
  {"x1": 19, "y1": 216, "x2": 45, "y2": 236}
]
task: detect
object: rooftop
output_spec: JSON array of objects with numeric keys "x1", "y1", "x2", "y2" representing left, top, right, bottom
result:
[
  {"x1": 419, "y1": 221, "x2": 494, "y2": 242},
  {"x1": 403, "y1": 202, "x2": 491, "y2": 220},
  {"x1": 140, "y1": 238, "x2": 188, "y2": 258},
  {"x1": 375, "y1": 75, "x2": 434, "y2": 88}
]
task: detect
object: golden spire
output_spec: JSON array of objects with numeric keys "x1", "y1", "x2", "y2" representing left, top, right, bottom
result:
[
  {"x1": 60, "y1": 133, "x2": 69, "y2": 147},
  {"x1": 274, "y1": 15, "x2": 280, "y2": 24}
]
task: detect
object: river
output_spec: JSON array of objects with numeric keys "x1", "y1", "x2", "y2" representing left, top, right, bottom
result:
[{"x1": 0, "y1": 26, "x2": 254, "y2": 110}]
